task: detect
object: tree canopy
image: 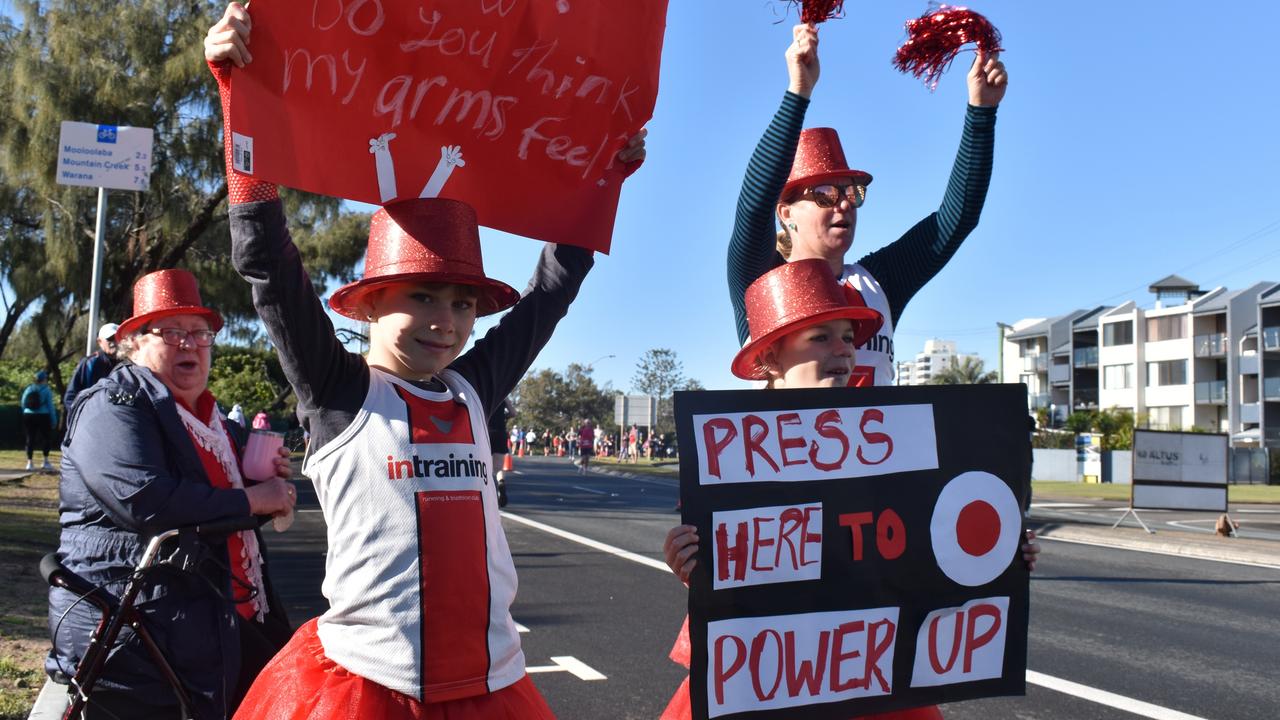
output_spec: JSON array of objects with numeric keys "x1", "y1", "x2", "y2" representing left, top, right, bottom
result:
[
  {"x1": 512, "y1": 363, "x2": 613, "y2": 436},
  {"x1": 927, "y1": 356, "x2": 998, "y2": 385}
]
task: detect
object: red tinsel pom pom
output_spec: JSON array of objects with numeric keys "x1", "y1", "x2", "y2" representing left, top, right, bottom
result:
[
  {"x1": 893, "y1": 5, "x2": 1002, "y2": 90},
  {"x1": 790, "y1": 0, "x2": 846, "y2": 25}
]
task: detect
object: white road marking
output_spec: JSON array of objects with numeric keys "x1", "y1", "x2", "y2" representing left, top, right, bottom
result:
[
  {"x1": 572, "y1": 485, "x2": 609, "y2": 495},
  {"x1": 1027, "y1": 670, "x2": 1207, "y2": 720},
  {"x1": 515, "y1": 621, "x2": 530, "y2": 633},
  {"x1": 500, "y1": 511, "x2": 670, "y2": 572},
  {"x1": 525, "y1": 656, "x2": 607, "y2": 680},
  {"x1": 1030, "y1": 502, "x2": 1094, "y2": 508}
]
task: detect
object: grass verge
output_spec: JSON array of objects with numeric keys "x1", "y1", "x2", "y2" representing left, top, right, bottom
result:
[
  {"x1": 1032, "y1": 480, "x2": 1280, "y2": 503},
  {"x1": 0, "y1": 469, "x2": 59, "y2": 719}
]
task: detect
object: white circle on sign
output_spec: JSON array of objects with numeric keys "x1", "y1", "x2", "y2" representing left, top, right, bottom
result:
[{"x1": 930, "y1": 471, "x2": 1021, "y2": 587}]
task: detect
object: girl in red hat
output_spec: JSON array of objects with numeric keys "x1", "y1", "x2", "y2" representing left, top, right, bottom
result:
[
  {"x1": 659, "y1": 261, "x2": 1038, "y2": 720},
  {"x1": 728, "y1": 24, "x2": 1007, "y2": 388},
  {"x1": 205, "y1": 5, "x2": 645, "y2": 719}
]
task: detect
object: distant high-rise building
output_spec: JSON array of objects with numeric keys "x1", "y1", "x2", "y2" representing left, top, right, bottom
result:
[{"x1": 895, "y1": 339, "x2": 982, "y2": 386}]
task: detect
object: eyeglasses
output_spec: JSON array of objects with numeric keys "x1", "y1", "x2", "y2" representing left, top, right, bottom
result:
[
  {"x1": 148, "y1": 327, "x2": 217, "y2": 347},
  {"x1": 800, "y1": 183, "x2": 867, "y2": 209}
]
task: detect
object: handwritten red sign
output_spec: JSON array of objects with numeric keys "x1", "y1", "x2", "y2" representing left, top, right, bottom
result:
[{"x1": 229, "y1": 0, "x2": 668, "y2": 253}]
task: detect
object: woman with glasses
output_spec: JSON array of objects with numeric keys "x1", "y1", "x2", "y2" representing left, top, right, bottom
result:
[
  {"x1": 47, "y1": 269, "x2": 297, "y2": 719},
  {"x1": 728, "y1": 23, "x2": 1007, "y2": 387}
]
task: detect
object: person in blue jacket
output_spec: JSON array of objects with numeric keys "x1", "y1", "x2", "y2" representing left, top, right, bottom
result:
[
  {"x1": 64, "y1": 322, "x2": 120, "y2": 413},
  {"x1": 20, "y1": 370, "x2": 58, "y2": 472},
  {"x1": 47, "y1": 269, "x2": 296, "y2": 720}
]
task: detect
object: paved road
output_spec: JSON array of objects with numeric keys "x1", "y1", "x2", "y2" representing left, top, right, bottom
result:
[{"x1": 262, "y1": 457, "x2": 1280, "y2": 720}]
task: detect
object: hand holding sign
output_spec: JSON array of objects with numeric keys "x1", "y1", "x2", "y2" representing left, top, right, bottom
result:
[{"x1": 216, "y1": 0, "x2": 667, "y2": 253}]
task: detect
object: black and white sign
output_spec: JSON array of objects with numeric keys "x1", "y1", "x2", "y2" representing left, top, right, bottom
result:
[
  {"x1": 675, "y1": 384, "x2": 1031, "y2": 720},
  {"x1": 1130, "y1": 430, "x2": 1228, "y2": 512},
  {"x1": 56, "y1": 121, "x2": 153, "y2": 191}
]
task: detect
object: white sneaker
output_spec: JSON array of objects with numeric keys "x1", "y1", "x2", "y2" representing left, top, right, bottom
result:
[
  {"x1": 42, "y1": 460, "x2": 54, "y2": 472},
  {"x1": 25, "y1": 460, "x2": 33, "y2": 471}
]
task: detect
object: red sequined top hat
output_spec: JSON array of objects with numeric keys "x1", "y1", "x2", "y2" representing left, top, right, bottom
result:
[
  {"x1": 116, "y1": 269, "x2": 224, "y2": 340},
  {"x1": 731, "y1": 259, "x2": 884, "y2": 380},
  {"x1": 328, "y1": 199, "x2": 519, "y2": 320},
  {"x1": 781, "y1": 128, "x2": 873, "y2": 200}
]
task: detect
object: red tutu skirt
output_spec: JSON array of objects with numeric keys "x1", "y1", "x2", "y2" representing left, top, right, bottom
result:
[
  {"x1": 662, "y1": 616, "x2": 943, "y2": 720},
  {"x1": 234, "y1": 618, "x2": 555, "y2": 720}
]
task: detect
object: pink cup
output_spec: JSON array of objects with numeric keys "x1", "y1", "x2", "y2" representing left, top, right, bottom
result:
[{"x1": 242, "y1": 429, "x2": 284, "y2": 482}]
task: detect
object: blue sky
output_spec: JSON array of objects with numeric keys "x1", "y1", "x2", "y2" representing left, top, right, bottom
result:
[{"x1": 450, "y1": 0, "x2": 1278, "y2": 394}]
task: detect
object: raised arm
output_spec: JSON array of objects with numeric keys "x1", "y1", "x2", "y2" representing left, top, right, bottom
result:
[
  {"x1": 727, "y1": 25, "x2": 816, "y2": 345},
  {"x1": 207, "y1": 5, "x2": 368, "y2": 420},
  {"x1": 857, "y1": 51, "x2": 1005, "y2": 326}
]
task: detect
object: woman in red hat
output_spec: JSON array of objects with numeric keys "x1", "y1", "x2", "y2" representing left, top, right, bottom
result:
[
  {"x1": 728, "y1": 24, "x2": 1007, "y2": 387},
  {"x1": 659, "y1": 262, "x2": 1038, "y2": 720},
  {"x1": 48, "y1": 268, "x2": 298, "y2": 720},
  {"x1": 205, "y1": 6, "x2": 645, "y2": 719}
]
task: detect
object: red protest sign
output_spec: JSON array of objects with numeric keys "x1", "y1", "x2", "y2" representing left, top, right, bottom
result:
[{"x1": 229, "y1": 0, "x2": 668, "y2": 253}]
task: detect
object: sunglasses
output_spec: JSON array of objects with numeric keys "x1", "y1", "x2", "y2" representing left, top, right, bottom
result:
[
  {"x1": 799, "y1": 183, "x2": 867, "y2": 209},
  {"x1": 148, "y1": 327, "x2": 218, "y2": 348}
]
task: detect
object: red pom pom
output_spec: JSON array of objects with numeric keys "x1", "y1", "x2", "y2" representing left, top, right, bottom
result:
[
  {"x1": 789, "y1": 0, "x2": 846, "y2": 25},
  {"x1": 893, "y1": 5, "x2": 1002, "y2": 90}
]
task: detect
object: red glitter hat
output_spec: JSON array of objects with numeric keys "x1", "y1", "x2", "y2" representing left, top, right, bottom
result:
[
  {"x1": 116, "y1": 269, "x2": 224, "y2": 340},
  {"x1": 328, "y1": 199, "x2": 519, "y2": 320},
  {"x1": 781, "y1": 128, "x2": 873, "y2": 200},
  {"x1": 731, "y1": 259, "x2": 884, "y2": 380}
]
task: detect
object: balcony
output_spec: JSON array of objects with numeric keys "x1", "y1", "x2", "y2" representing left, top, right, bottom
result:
[
  {"x1": 1241, "y1": 402, "x2": 1261, "y2": 424},
  {"x1": 1194, "y1": 380, "x2": 1226, "y2": 404},
  {"x1": 1239, "y1": 354, "x2": 1259, "y2": 375},
  {"x1": 1030, "y1": 393, "x2": 1051, "y2": 409},
  {"x1": 1266, "y1": 376, "x2": 1280, "y2": 401},
  {"x1": 1073, "y1": 388, "x2": 1099, "y2": 408},
  {"x1": 1049, "y1": 364, "x2": 1070, "y2": 385},
  {"x1": 1072, "y1": 346, "x2": 1099, "y2": 368},
  {"x1": 1193, "y1": 333, "x2": 1227, "y2": 357},
  {"x1": 1265, "y1": 327, "x2": 1280, "y2": 352},
  {"x1": 1022, "y1": 354, "x2": 1048, "y2": 372}
]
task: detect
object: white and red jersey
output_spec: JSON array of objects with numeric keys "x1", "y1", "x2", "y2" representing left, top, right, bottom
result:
[
  {"x1": 302, "y1": 367, "x2": 523, "y2": 702},
  {"x1": 840, "y1": 262, "x2": 896, "y2": 387}
]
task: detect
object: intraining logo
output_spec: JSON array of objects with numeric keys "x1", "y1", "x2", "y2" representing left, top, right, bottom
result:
[{"x1": 96, "y1": 125, "x2": 118, "y2": 144}]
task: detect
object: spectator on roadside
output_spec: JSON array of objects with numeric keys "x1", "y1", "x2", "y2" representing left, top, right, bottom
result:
[
  {"x1": 252, "y1": 411, "x2": 270, "y2": 430},
  {"x1": 21, "y1": 370, "x2": 58, "y2": 472},
  {"x1": 227, "y1": 403, "x2": 246, "y2": 427},
  {"x1": 628, "y1": 424, "x2": 639, "y2": 464},
  {"x1": 63, "y1": 323, "x2": 119, "y2": 413}
]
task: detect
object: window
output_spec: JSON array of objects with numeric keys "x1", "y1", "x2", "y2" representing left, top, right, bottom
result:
[
  {"x1": 1103, "y1": 364, "x2": 1133, "y2": 389},
  {"x1": 1148, "y1": 406, "x2": 1183, "y2": 431},
  {"x1": 1146, "y1": 360, "x2": 1187, "y2": 386},
  {"x1": 1145, "y1": 315, "x2": 1186, "y2": 342},
  {"x1": 1103, "y1": 321, "x2": 1133, "y2": 346}
]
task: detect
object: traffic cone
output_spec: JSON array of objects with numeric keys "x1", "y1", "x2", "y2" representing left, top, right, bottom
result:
[
  {"x1": 503, "y1": 454, "x2": 514, "y2": 472},
  {"x1": 517, "y1": 444, "x2": 524, "y2": 458}
]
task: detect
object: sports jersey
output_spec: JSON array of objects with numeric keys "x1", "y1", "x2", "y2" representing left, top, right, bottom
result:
[
  {"x1": 304, "y1": 368, "x2": 521, "y2": 701},
  {"x1": 841, "y1": 263, "x2": 896, "y2": 387}
]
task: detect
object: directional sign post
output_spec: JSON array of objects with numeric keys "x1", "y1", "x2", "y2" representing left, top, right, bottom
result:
[{"x1": 56, "y1": 121, "x2": 154, "y2": 356}]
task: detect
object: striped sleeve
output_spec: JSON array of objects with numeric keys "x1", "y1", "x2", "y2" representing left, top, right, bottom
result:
[
  {"x1": 859, "y1": 104, "x2": 997, "y2": 326},
  {"x1": 727, "y1": 92, "x2": 810, "y2": 345}
]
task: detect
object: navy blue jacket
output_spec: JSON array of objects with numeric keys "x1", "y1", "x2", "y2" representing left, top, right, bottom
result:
[
  {"x1": 64, "y1": 350, "x2": 117, "y2": 413},
  {"x1": 47, "y1": 363, "x2": 287, "y2": 719}
]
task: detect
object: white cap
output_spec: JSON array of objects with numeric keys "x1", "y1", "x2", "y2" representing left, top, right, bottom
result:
[{"x1": 98, "y1": 323, "x2": 119, "y2": 341}]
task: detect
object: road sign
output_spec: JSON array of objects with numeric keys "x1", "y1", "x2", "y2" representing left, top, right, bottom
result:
[
  {"x1": 614, "y1": 394, "x2": 657, "y2": 427},
  {"x1": 56, "y1": 121, "x2": 154, "y2": 191}
]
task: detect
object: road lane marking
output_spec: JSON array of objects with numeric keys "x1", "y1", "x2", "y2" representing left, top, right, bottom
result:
[
  {"x1": 526, "y1": 656, "x2": 607, "y2": 680},
  {"x1": 515, "y1": 621, "x2": 530, "y2": 633},
  {"x1": 1030, "y1": 502, "x2": 1094, "y2": 508},
  {"x1": 500, "y1": 511, "x2": 670, "y2": 572},
  {"x1": 1026, "y1": 670, "x2": 1207, "y2": 720},
  {"x1": 572, "y1": 485, "x2": 609, "y2": 495}
]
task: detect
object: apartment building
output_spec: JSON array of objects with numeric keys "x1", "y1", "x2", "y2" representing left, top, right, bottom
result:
[
  {"x1": 895, "y1": 339, "x2": 981, "y2": 386},
  {"x1": 1001, "y1": 275, "x2": 1280, "y2": 450}
]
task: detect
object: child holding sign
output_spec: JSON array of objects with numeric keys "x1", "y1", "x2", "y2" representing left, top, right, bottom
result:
[
  {"x1": 661, "y1": 260, "x2": 1039, "y2": 719},
  {"x1": 205, "y1": 5, "x2": 645, "y2": 718}
]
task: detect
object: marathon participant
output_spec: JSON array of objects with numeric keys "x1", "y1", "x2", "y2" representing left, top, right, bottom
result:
[
  {"x1": 489, "y1": 398, "x2": 514, "y2": 507},
  {"x1": 205, "y1": 5, "x2": 646, "y2": 717}
]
